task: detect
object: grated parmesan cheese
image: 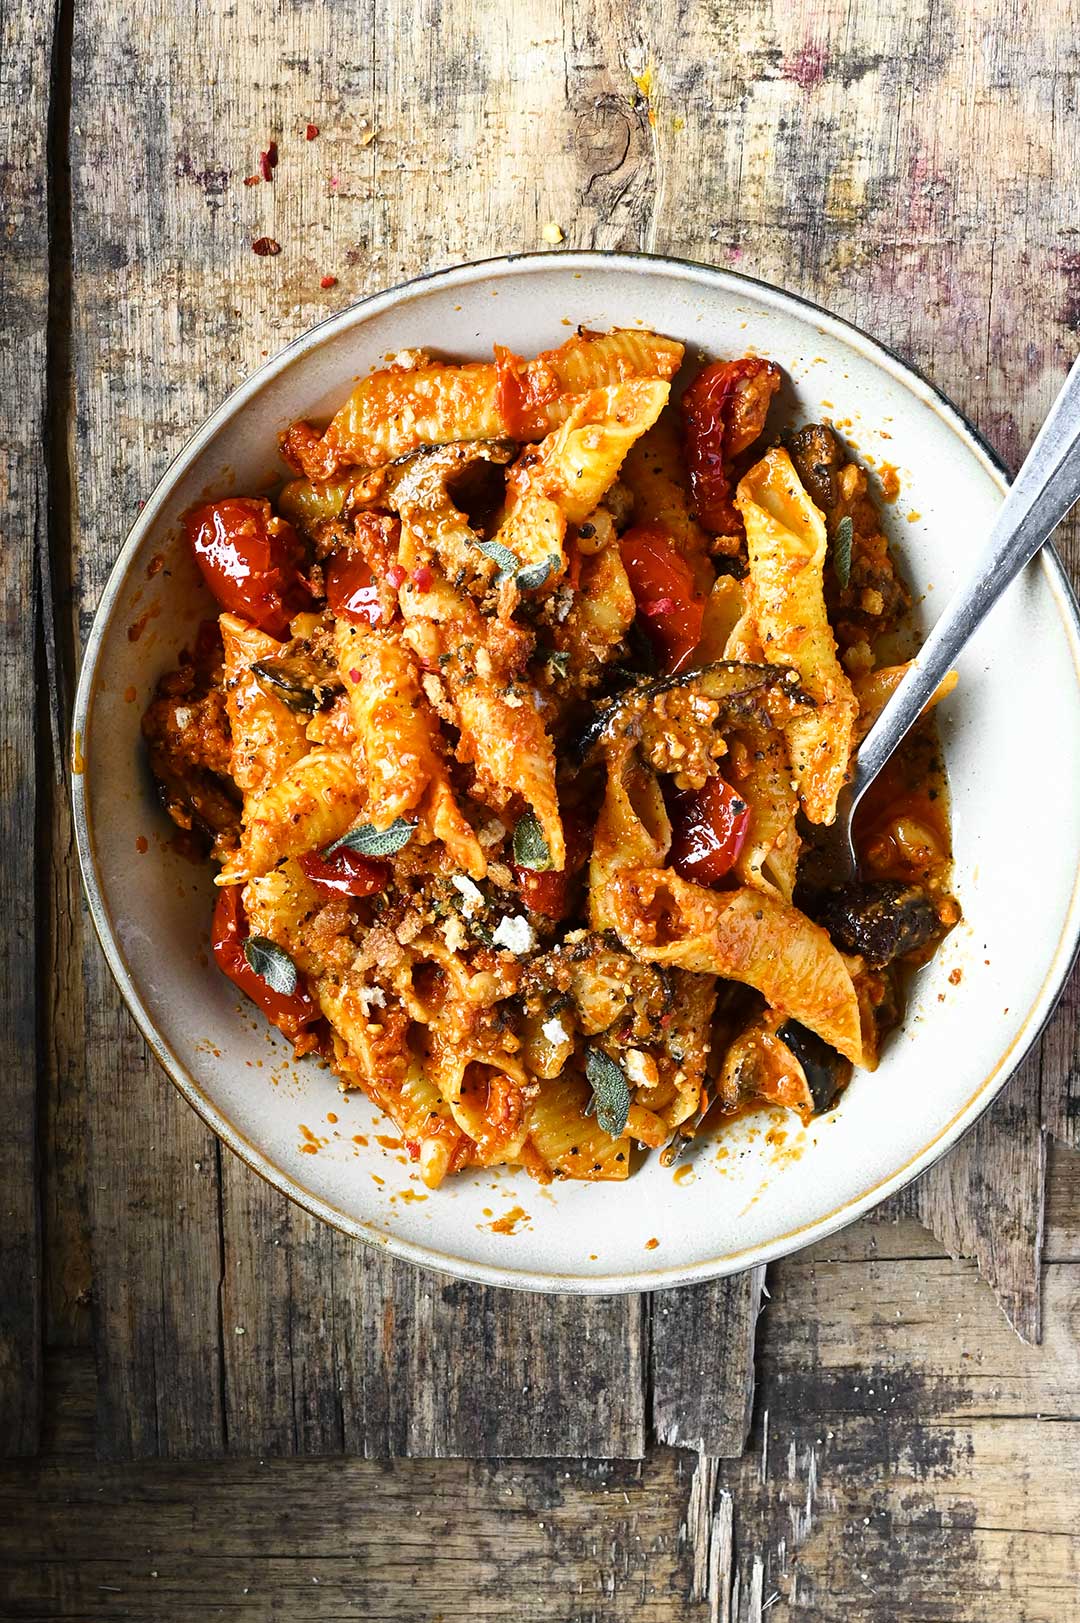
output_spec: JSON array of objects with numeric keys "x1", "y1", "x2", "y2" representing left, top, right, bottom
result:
[
  {"x1": 492, "y1": 914, "x2": 537, "y2": 955},
  {"x1": 541, "y1": 1015, "x2": 569, "y2": 1045}
]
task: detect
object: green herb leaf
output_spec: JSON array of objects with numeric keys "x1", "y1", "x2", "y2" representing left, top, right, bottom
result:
[
  {"x1": 512, "y1": 810, "x2": 552, "y2": 871},
  {"x1": 585, "y1": 1048, "x2": 632, "y2": 1139},
  {"x1": 539, "y1": 647, "x2": 571, "y2": 679},
  {"x1": 242, "y1": 936, "x2": 298, "y2": 996},
  {"x1": 833, "y1": 515, "x2": 853, "y2": 590},
  {"x1": 515, "y1": 552, "x2": 561, "y2": 592},
  {"x1": 474, "y1": 537, "x2": 521, "y2": 582},
  {"x1": 324, "y1": 818, "x2": 416, "y2": 858}
]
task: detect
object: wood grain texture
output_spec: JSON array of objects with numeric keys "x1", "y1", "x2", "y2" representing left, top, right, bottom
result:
[
  {"x1": 64, "y1": 0, "x2": 756, "y2": 1461},
  {"x1": 62, "y1": 0, "x2": 1080, "y2": 1468},
  {"x1": 651, "y1": 1269, "x2": 764, "y2": 1457},
  {"x1": 0, "y1": 0, "x2": 58, "y2": 1458},
  {"x1": 220, "y1": 1173, "x2": 647, "y2": 1458}
]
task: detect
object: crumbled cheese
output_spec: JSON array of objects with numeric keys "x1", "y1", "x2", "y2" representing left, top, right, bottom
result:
[
  {"x1": 385, "y1": 346, "x2": 427, "y2": 370},
  {"x1": 553, "y1": 587, "x2": 574, "y2": 623},
  {"x1": 623, "y1": 1048, "x2": 657, "y2": 1088},
  {"x1": 173, "y1": 707, "x2": 193, "y2": 729},
  {"x1": 503, "y1": 689, "x2": 523, "y2": 708},
  {"x1": 475, "y1": 646, "x2": 493, "y2": 679},
  {"x1": 355, "y1": 984, "x2": 387, "y2": 1014},
  {"x1": 541, "y1": 221, "x2": 565, "y2": 245},
  {"x1": 451, "y1": 875, "x2": 485, "y2": 914},
  {"x1": 492, "y1": 914, "x2": 537, "y2": 955},
  {"x1": 541, "y1": 1015, "x2": 570, "y2": 1045},
  {"x1": 478, "y1": 817, "x2": 507, "y2": 849}
]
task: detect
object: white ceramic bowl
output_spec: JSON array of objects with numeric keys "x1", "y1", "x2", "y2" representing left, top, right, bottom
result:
[{"x1": 73, "y1": 252, "x2": 1080, "y2": 1292}]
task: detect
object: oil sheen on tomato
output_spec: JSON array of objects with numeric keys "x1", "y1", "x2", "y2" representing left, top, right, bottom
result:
[
  {"x1": 668, "y1": 775, "x2": 751, "y2": 885},
  {"x1": 185, "y1": 498, "x2": 311, "y2": 637}
]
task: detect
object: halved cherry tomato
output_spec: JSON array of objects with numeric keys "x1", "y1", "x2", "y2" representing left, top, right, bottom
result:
[
  {"x1": 668, "y1": 775, "x2": 751, "y2": 886},
  {"x1": 681, "y1": 358, "x2": 782, "y2": 536},
  {"x1": 325, "y1": 550, "x2": 383, "y2": 627},
  {"x1": 211, "y1": 885, "x2": 319, "y2": 1042},
  {"x1": 186, "y1": 498, "x2": 311, "y2": 637},
  {"x1": 619, "y1": 523, "x2": 705, "y2": 674},
  {"x1": 298, "y1": 846, "x2": 390, "y2": 897},
  {"x1": 513, "y1": 815, "x2": 590, "y2": 919}
]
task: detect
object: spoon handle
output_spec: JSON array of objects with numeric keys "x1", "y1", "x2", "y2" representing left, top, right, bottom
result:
[{"x1": 850, "y1": 355, "x2": 1080, "y2": 805}]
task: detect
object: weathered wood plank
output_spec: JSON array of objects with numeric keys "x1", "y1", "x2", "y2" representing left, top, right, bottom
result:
[
  {"x1": 220, "y1": 1165, "x2": 647, "y2": 1458},
  {"x1": 891, "y1": 1051, "x2": 1047, "y2": 1342},
  {"x1": 650, "y1": 1270, "x2": 765, "y2": 1458},
  {"x1": 0, "y1": 0, "x2": 60, "y2": 1458}
]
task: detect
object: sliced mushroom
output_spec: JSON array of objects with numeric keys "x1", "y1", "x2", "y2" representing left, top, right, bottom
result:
[
  {"x1": 574, "y1": 659, "x2": 814, "y2": 761},
  {"x1": 775, "y1": 1020, "x2": 850, "y2": 1114},
  {"x1": 813, "y1": 880, "x2": 941, "y2": 967},
  {"x1": 251, "y1": 649, "x2": 342, "y2": 713}
]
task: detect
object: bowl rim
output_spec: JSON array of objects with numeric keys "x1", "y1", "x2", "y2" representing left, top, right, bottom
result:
[{"x1": 72, "y1": 248, "x2": 1080, "y2": 1293}]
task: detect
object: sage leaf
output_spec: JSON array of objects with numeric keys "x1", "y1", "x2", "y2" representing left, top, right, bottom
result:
[
  {"x1": 473, "y1": 537, "x2": 521, "y2": 582},
  {"x1": 833, "y1": 515, "x2": 853, "y2": 590},
  {"x1": 538, "y1": 646, "x2": 570, "y2": 679},
  {"x1": 512, "y1": 810, "x2": 552, "y2": 871},
  {"x1": 515, "y1": 552, "x2": 561, "y2": 592},
  {"x1": 324, "y1": 818, "x2": 416, "y2": 858},
  {"x1": 585, "y1": 1047, "x2": 632, "y2": 1138},
  {"x1": 242, "y1": 936, "x2": 298, "y2": 996}
]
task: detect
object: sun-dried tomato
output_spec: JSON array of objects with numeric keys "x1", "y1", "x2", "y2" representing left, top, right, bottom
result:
[{"x1": 252, "y1": 236, "x2": 281, "y2": 257}]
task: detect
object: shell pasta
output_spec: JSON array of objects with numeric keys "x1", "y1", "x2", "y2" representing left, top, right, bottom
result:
[{"x1": 142, "y1": 327, "x2": 959, "y2": 1189}]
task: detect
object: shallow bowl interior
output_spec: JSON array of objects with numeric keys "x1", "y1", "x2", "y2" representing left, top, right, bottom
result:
[{"x1": 73, "y1": 252, "x2": 1080, "y2": 1291}]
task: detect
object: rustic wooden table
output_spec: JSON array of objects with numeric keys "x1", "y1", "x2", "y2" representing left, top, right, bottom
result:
[{"x1": 3, "y1": 1, "x2": 1080, "y2": 1617}]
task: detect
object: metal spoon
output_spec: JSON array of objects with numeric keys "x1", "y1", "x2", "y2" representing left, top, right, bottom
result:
[{"x1": 837, "y1": 355, "x2": 1080, "y2": 873}]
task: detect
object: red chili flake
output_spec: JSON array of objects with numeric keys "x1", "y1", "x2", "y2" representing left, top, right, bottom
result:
[
  {"x1": 252, "y1": 237, "x2": 281, "y2": 256},
  {"x1": 385, "y1": 564, "x2": 406, "y2": 590},
  {"x1": 643, "y1": 596, "x2": 676, "y2": 616},
  {"x1": 348, "y1": 667, "x2": 361, "y2": 683},
  {"x1": 660, "y1": 1011, "x2": 675, "y2": 1027},
  {"x1": 319, "y1": 274, "x2": 338, "y2": 289},
  {"x1": 258, "y1": 141, "x2": 279, "y2": 182},
  {"x1": 411, "y1": 564, "x2": 433, "y2": 591},
  {"x1": 306, "y1": 123, "x2": 320, "y2": 141},
  {"x1": 243, "y1": 174, "x2": 260, "y2": 186}
]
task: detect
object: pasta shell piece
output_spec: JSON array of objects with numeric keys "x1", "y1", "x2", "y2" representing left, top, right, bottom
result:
[
  {"x1": 556, "y1": 544, "x2": 636, "y2": 680},
  {"x1": 620, "y1": 413, "x2": 715, "y2": 593},
  {"x1": 219, "y1": 613, "x2": 310, "y2": 794},
  {"x1": 493, "y1": 380, "x2": 671, "y2": 571},
  {"x1": 218, "y1": 747, "x2": 364, "y2": 883},
  {"x1": 450, "y1": 674, "x2": 565, "y2": 870},
  {"x1": 282, "y1": 329, "x2": 683, "y2": 479},
  {"x1": 425, "y1": 1040, "x2": 533, "y2": 1166},
  {"x1": 589, "y1": 740, "x2": 672, "y2": 931},
  {"x1": 730, "y1": 726, "x2": 801, "y2": 905},
  {"x1": 334, "y1": 620, "x2": 486, "y2": 878},
  {"x1": 736, "y1": 447, "x2": 857, "y2": 825},
  {"x1": 608, "y1": 867, "x2": 867, "y2": 1067},
  {"x1": 526, "y1": 1070, "x2": 631, "y2": 1181},
  {"x1": 242, "y1": 860, "x2": 325, "y2": 975}
]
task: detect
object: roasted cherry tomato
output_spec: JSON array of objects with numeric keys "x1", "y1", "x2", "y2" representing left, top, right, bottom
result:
[
  {"x1": 681, "y1": 358, "x2": 782, "y2": 536},
  {"x1": 211, "y1": 885, "x2": 319, "y2": 1042},
  {"x1": 513, "y1": 816, "x2": 590, "y2": 920},
  {"x1": 668, "y1": 775, "x2": 751, "y2": 887},
  {"x1": 298, "y1": 845, "x2": 390, "y2": 897},
  {"x1": 619, "y1": 523, "x2": 705, "y2": 674},
  {"x1": 325, "y1": 550, "x2": 383, "y2": 627},
  {"x1": 186, "y1": 498, "x2": 311, "y2": 637}
]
